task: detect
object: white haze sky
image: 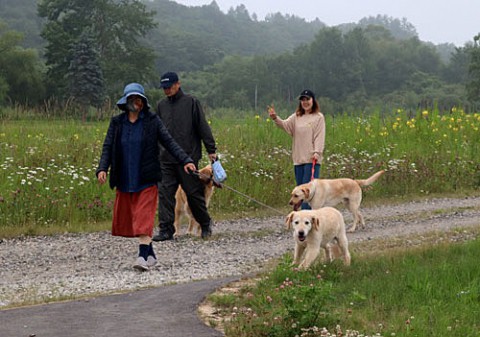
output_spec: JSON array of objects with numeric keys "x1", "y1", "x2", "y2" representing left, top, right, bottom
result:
[{"x1": 173, "y1": 0, "x2": 479, "y2": 46}]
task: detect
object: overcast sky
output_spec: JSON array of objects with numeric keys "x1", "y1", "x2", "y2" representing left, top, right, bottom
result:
[{"x1": 173, "y1": 0, "x2": 479, "y2": 46}]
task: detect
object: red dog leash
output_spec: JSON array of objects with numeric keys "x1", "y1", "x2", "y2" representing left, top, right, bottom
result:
[{"x1": 311, "y1": 158, "x2": 317, "y2": 181}]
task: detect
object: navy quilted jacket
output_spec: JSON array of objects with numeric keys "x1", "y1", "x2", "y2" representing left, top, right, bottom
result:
[{"x1": 96, "y1": 110, "x2": 193, "y2": 189}]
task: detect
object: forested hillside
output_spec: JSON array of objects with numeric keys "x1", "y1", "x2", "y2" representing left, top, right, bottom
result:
[
  {"x1": 0, "y1": 0, "x2": 478, "y2": 114},
  {"x1": 145, "y1": 0, "x2": 326, "y2": 73},
  {"x1": 0, "y1": 0, "x2": 325, "y2": 72}
]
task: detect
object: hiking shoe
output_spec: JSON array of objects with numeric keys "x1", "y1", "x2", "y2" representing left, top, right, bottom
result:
[
  {"x1": 133, "y1": 257, "x2": 149, "y2": 271},
  {"x1": 152, "y1": 231, "x2": 174, "y2": 242},
  {"x1": 146, "y1": 255, "x2": 157, "y2": 267},
  {"x1": 201, "y1": 225, "x2": 212, "y2": 239}
]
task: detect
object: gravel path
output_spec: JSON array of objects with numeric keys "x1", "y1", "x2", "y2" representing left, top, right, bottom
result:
[{"x1": 1, "y1": 196, "x2": 479, "y2": 309}]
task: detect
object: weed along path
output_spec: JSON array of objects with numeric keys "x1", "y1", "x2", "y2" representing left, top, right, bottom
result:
[{"x1": 0, "y1": 196, "x2": 479, "y2": 335}]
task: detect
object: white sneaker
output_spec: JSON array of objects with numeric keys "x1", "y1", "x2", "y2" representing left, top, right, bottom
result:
[
  {"x1": 133, "y1": 257, "x2": 149, "y2": 271},
  {"x1": 146, "y1": 255, "x2": 157, "y2": 267}
]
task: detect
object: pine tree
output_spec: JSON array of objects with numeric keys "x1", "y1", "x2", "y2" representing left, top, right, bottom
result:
[{"x1": 67, "y1": 29, "x2": 105, "y2": 120}]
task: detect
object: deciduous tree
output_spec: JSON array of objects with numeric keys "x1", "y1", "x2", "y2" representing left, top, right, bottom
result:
[
  {"x1": 0, "y1": 21, "x2": 45, "y2": 105},
  {"x1": 466, "y1": 34, "x2": 480, "y2": 103}
]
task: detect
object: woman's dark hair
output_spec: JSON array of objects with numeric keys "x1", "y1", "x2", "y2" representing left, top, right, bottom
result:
[{"x1": 295, "y1": 98, "x2": 320, "y2": 116}]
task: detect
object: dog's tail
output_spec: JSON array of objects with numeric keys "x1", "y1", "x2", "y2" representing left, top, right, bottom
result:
[{"x1": 355, "y1": 170, "x2": 385, "y2": 187}]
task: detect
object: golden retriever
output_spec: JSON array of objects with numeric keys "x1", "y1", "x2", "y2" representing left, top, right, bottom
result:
[
  {"x1": 286, "y1": 208, "x2": 351, "y2": 269},
  {"x1": 173, "y1": 165, "x2": 221, "y2": 237},
  {"x1": 289, "y1": 170, "x2": 384, "y2": 232}
]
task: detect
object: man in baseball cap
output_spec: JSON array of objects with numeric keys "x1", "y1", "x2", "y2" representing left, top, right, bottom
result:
[{"x1": 159, "y1": 72, "x2": 179, "y2": 88}]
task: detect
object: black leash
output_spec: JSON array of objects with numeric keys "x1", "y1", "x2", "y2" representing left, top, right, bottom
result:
[{"x1": 190, "y1": 170, "x2": 285, "y2": 215}]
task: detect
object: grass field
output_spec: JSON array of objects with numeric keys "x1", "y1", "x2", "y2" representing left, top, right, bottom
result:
[
  {"x1": 219, "y1": 228, "x2": 480, "y2": 337},
  {"x1": 1, "y1": 106, "x2": 478, "y2": 237}
]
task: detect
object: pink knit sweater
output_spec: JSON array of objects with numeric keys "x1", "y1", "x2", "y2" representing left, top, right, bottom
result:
[{"x1": 273, "y1": 112, "x2": 325, "y2": 165}]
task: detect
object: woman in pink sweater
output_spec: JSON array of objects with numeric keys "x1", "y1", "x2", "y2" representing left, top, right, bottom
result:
[{"x1": 268, "y1": 89, "x2": 325, "y2": 210}]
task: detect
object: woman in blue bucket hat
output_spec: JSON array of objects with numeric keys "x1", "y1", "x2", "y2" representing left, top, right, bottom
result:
[{"x1": 96, "y1": 83, "x2": 196, "y2": 271}]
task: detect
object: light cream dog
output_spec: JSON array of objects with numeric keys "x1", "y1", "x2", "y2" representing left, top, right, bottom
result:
[
  {"x1": 286, "y1": 208, "x2": 351, "y2": 269},
  {"x1": 289, "y1": 170, "x2": 384, "y2": 232},
  {"x1": 173, "y1": 165, "x2": 221, "y2": 237}
]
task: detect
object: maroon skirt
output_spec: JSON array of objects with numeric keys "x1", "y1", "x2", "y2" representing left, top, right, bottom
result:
[{"x1": 112, "y1": 185, "x2": 158, "y2": 237}]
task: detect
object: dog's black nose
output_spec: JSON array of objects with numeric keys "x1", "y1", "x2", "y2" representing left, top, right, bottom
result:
[{"x1": 298, "y1": 230, "x2": 304, "y2": 236}]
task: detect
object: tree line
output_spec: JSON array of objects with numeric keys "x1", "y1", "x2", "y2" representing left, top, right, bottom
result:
[{"x1": 0, "y1": 0, "x2": 479, "y2": 117}]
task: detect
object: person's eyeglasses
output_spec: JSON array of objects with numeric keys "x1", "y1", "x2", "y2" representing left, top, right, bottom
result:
[{"x1": 300, "y1": 97, "x2": 311, "y2": 101}]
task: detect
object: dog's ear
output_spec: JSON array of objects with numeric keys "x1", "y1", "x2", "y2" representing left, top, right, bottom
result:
[
  {"x1": 285, "y1": 212, "x2": 294, "y2": 229},
  {"x1": 312, "y1": 217, "x2": 319, "y2": 230},
  {"x1": 303, "y1": 187, "x2": 310, "y2": 199}
]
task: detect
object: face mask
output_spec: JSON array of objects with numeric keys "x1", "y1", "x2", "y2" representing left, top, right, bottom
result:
[{"x1": 126, "y1": 99, "x2": 140, "y2": 113}]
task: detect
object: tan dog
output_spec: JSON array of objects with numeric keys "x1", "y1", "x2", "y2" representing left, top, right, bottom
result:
[
  {"x1": 173, "y1": 165, "x2": 221, "y2": 237},
  {"x1": 289, "y1": 170, "x2": 384, "y2": 232},
  {"x1": 286, "y1": 208, "x2": 351, "y2": 269}
]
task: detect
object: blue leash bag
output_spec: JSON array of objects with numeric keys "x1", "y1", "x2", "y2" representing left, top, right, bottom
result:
[{"x1": 212, "y1": 159, "x2": 227, "y2": 183}]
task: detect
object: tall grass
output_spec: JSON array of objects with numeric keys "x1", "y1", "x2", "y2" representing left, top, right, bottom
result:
[
  {"x1": 0, "y1": 107, "x2": 479, "y2": 236},
  {"x1": 0, "y1": 120, "x2": 110, "y2": 235}
]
